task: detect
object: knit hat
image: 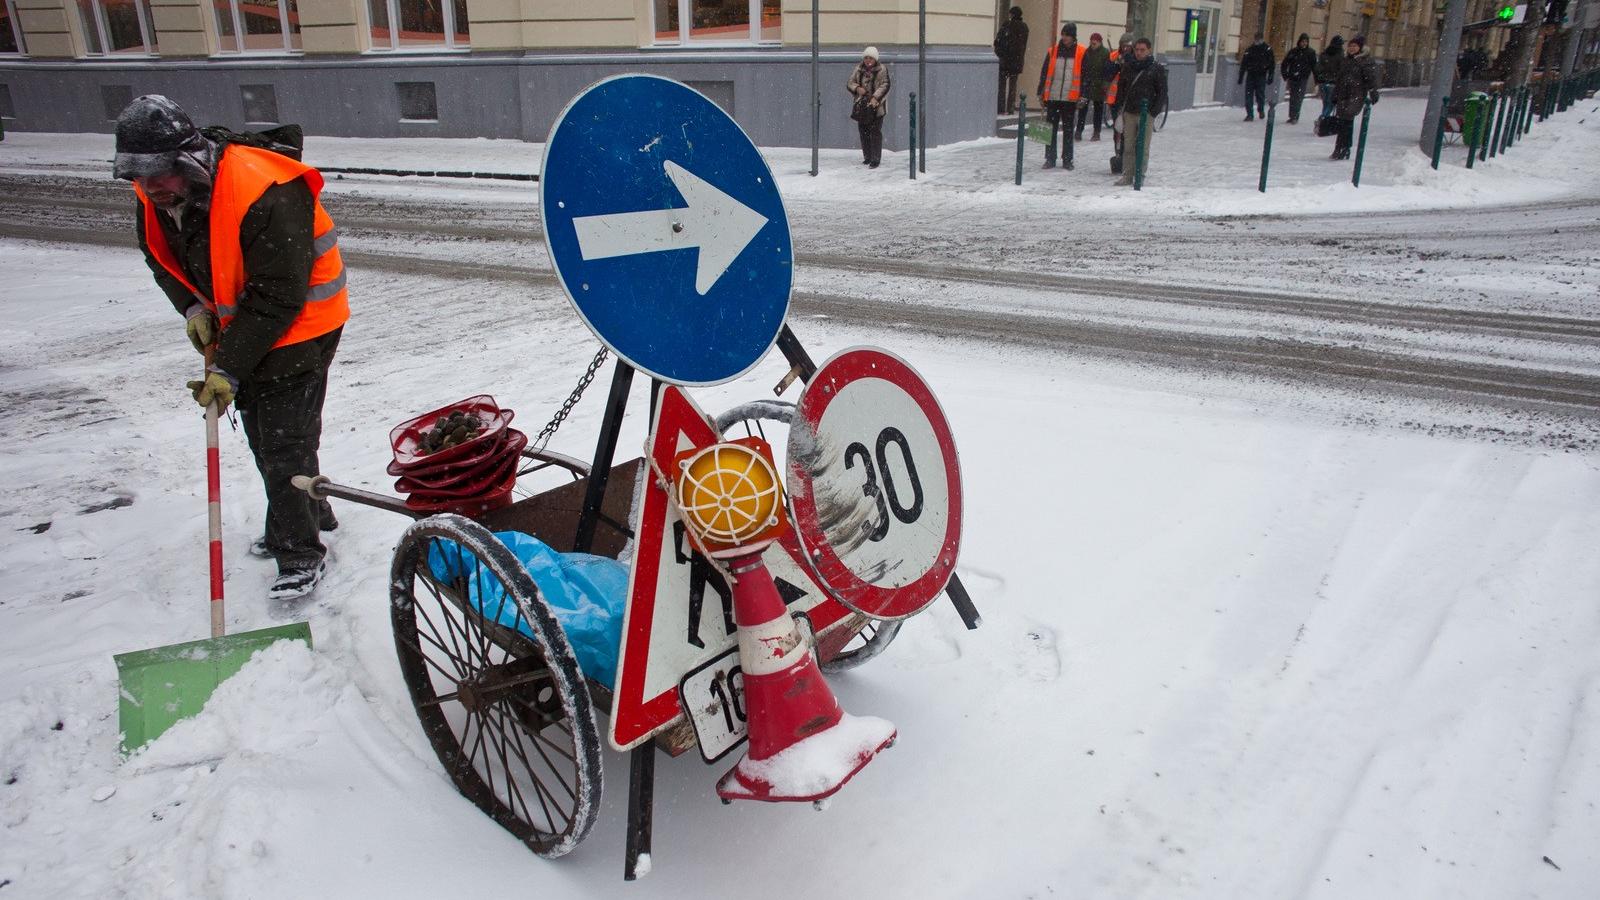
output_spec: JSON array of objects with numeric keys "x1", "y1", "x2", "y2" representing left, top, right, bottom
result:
[
  {"x1": 113, "y1": 95, "x2": 207, "y2": 181},
  {"x1": 863, "y1": 46, "x2": 879, "y2": 60},
  {"x1": 1090, "y1": 32, "x2": 1103, "y2": 43},
  {"x1": 1348, "y1": 34, "x2": 1365, "y2": 49},
  {"x1": 1061, "y1": 23, "x2": 1077, "y2": 38}
]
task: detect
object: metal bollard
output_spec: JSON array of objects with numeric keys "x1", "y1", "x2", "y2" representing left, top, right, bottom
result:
[
  {"x1": 1259, "y1": 99, "x2": 1275, "y2": 192},
  {"x1": 1431, "y1": 94, "x2": 1450, "y2": 170},
  {"x1": 1465, "y1": 97, "x2": 1478, "y2": 169},
  {"x1": 1484, "y1": 93, "x2": 1497, "y2": 160},
  {"x1": 1014, "y1": 95, "x2": 1026, "y2": 186},
  {"x1": 1351, "y1": 100, "x2": 1372, "y2": 187},
  {"x1": 1134, "y1": 99, "x2": 1148, "y2": 191},
  {"x1": 909, "y1": 92, "x2": 918, "y2": 180},
  {"x1": 1521, "y1": 85, "x2": 1533, "y2": 136}
]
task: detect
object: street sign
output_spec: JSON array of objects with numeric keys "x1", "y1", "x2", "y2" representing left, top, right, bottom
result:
[
  {"x1": 787, "y1": 347, "x2": 963, "y2": 621},
  {"x1": 609, "y1": 386, "x2": 851, "y2": 751},
  {"x1": 540, "y1": 74, "x2": 793, "y2": 387}
]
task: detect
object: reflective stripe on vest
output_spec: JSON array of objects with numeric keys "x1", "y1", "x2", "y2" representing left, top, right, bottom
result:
[
  {"x1": 1044, "y1": 43, "x2": 1086, "y2": 103},
  {"x1": 136, "y1": 144, "x2": 349, "y2": 353}
]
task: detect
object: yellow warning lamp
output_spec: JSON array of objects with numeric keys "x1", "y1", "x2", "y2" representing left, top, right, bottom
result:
[{"x1": 671, "y1": 437, "x2": 788, "y2": 556}]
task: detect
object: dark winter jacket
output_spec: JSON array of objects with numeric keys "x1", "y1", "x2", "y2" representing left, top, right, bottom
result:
[
  {"x1": 1282, "y1": 43, "x2": 1317, "y2": 83},
  {"x1": 1112, "y1": 55, "x2": 1167, "y2": 118},
  {"x1": 993, "y1": 18, "x2": 1029, "y2": 74},
  {"x1": 1080, "y1": 44, "x2": 1112, "y2": 101},
  {"x1": 1333, "y1": 51, "x2": 1380, "y2": 119},
  {"x1": 847, "y1": 61, "x2": 891, "y2": 118},
  {"x1": 1239, "y1": 41, "x2": 1275, "y2": 83},
  {"x1": 1315, "y1": 38, "x2": 1345, "y2": 85},
  {"x1": 135, "y1": 127, "x2": 330, "y2": 383}
]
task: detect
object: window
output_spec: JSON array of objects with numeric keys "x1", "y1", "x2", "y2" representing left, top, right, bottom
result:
[
  {"x1": 214, "y1": 0, "x2": 301, "y2": 54},
  {"x1": 653, "y1": 0, "x2": 779, "y2": 45},
  {"x1": 396, "y1": 81, "x2": 437, "y2": 120},
  {"x1": 2, "y1": 0, "x2": 25, "y2": 55},
  {"x1": 77, "y1": 0, "x2": 157, "y2": 55},
  {"x1": 369, "y1": 0, "x2": 468, "y2": 51},
  {"x1": 240, "y1": 83, "x2": 278, "y2": 122}
]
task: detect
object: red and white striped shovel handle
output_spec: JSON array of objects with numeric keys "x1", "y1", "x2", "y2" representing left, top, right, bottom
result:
[{"x1": 203, "y1": 346, "x2": 225, "y2": 639}]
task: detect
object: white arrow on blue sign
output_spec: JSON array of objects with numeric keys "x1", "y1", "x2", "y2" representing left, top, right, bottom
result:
[{"x1": 540, "y1": 75, "x2": 794, "y2": 387}]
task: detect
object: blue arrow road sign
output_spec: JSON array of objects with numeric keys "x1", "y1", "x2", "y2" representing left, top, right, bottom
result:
[{"x1": 540, "y1": 75, "x2": 793, "y2": 387}]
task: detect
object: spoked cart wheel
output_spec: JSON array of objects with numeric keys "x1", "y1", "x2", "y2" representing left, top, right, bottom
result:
[
  {"x1": 390, "y1": 514, "x2": 602, "y2": 858},
  {"x1": 714, "y1": 399, "x2": 902, "y2": 671}
]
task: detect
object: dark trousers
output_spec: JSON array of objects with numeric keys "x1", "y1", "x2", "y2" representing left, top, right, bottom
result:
[
  {"x1": 1044, "y1": 102, "x2": 1075, "y2": 164},
  {"x1": 857, "y1": 115, "x2": 883, "y2": 165},
  {"x1": 1287, "y1": 76, "x2": 1308, "y2": 121},
  {"x1": 238, "y1": 332, "x2": 338, "y2": 571},
  {"x1": 1075, "y1": 100, "x2": 1105, "y2": 136},
  {"x1": 1333, "y1": 116, "x2": 1355, "y2": 154},
  {"x1": 998, "y1": 70, "x2": 1020, "y2": 114},
  {"x1": 1244, "y1": 74, "x2": 1268, "y2": 117}
]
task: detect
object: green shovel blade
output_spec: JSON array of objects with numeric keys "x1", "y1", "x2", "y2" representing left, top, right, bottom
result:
[{"x1": 114, "y1": 622, "x2": 312, "y2": 756}]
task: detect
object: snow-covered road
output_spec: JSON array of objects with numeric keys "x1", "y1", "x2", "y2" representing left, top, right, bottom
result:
[{"x1": 2, "y1": 90, "x2": 1598, "y2": 899}]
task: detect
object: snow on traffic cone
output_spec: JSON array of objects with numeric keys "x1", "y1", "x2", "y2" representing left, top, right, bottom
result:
[{"x1": 715, "y1": 549, "x2": 896, "y2": 804}]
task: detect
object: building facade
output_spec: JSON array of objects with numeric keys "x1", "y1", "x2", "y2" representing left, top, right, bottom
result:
[{"x1": 0, "y1": 0, "x2": 1001, "y2": 148}]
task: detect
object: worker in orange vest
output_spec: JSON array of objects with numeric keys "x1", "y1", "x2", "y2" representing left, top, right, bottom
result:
[
  {"x1": 114, "y1": 95, "x2": 348, "y2": 602},
  {"x1": 1035, "y1": 23, "x2": 1087, "y2": 169}
]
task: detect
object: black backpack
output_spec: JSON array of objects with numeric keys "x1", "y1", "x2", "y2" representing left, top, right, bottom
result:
[{"x1": 201, "y1": 124, "x2": 305, "y2": 161}]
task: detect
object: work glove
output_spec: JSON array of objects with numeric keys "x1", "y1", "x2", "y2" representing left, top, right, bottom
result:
[
  {"x1": 184, "y1": 305, "x2": 218, "y2": 354},
  {"x1": 188, "y1": 370, "x2": 237, "y2": 411}
]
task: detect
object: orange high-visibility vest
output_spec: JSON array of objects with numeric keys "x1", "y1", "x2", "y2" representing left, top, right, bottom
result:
[
  {"x1": 1041, "y1": 42, "x2": 1087, "y2": 103},
  {"x1": 1106, "y1": 49, "x2": 1123, "y2": 105},
  {"x1": 136, "y1": 144, "x2": 348, "y2": 353}
]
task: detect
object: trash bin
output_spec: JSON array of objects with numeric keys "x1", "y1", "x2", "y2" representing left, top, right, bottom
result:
[{"x1": 1463, "y1": 91, "x2": 1489, "y2": 146}]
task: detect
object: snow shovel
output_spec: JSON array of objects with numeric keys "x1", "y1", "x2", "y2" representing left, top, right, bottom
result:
[{"x1": 114, "y1": 355, "x2": 312, "y2": 755}]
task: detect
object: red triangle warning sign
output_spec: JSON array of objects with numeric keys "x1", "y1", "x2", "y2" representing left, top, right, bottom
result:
[{"x1": 609, "y1": 386, "x2": 852, "y2": 751}]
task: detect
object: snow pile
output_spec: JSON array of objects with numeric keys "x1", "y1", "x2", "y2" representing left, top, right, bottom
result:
[{"x1": 728, "y1": 713, "x2": 896, "y2": 800}]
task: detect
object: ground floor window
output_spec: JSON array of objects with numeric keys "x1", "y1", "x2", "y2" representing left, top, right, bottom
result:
[
  {"x1": 213, "y1": 0, "x2": 301, "y2": 54},
  {"x1": 653, "y1": 0, "x2": 780, "y2": 45},
  {"x1": 77, "y1": 0, "x2": 156, "y2": 55},
  {"x1": 369, "y1": 0, "x2": 469, "y2": 51},
  {"x1": 2, "y1": 0, "x2": 25, "y2": 54}
]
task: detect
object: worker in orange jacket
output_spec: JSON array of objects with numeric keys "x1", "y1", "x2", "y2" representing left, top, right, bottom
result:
[
  {"x1": 1035, "y1": 23, "x2": 1086, "y2": 169},
  {"x1": 115, "y1": 95, "x2": 348, "y2": 602}
]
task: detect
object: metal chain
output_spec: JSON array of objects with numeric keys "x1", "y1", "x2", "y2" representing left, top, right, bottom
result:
[{"x1": 531, "y1": 347, "x2": 609, "y2": 453}]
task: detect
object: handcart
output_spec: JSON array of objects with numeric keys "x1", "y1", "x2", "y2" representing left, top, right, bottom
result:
[{"x1": 294, "y1": 326, "x2": 979, "y2": 874}]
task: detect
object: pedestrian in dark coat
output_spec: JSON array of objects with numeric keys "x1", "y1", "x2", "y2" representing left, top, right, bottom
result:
[
  {"x1": 1076, "y1": 33, "x2": 1111, "y2": 141},
  {"x1": 1280, "y1": 33, "x2": 1317, "y2": 124},
  {"x1": 115, "y1": 95, "x2": 345, "y2": 602},
  {"x1": 1238, "y1": 33, "x2": 1276, "y2": 121},
  {"x1": 1112, "y1": 38, "x2": 1166, "y2": 186},
  {"x1": 1330, "y1": 35, "x2": 1380, "y2": 159},
  {"x1": 848, "y1": 47, "x2": 891, "y2": 168},
  {"x1": 993, "y1": 6, "x2": 1029, "y2": 115},
  {"x1": 1315, "y1": 34, "x2": 1344, "y2": 120}
]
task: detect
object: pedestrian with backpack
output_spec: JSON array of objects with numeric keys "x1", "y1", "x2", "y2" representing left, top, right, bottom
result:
[{"x1": 114, "y1": 96, "x2": 347, "y2": 602}]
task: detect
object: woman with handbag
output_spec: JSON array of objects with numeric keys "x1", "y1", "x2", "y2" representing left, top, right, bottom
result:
[{"x1": 848, "y1": 47, "x2": 891, "y2": 168}]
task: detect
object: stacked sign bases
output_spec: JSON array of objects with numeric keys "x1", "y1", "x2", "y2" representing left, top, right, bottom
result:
[{"x1": 540, "y1": 75, "x2": 964, "y2": 760}]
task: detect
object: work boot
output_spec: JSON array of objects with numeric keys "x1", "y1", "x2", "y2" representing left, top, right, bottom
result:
[
  {"x1": 1245, "y1": 114, "x2": 1255, "y2": 121},
  {"x1": 1092, "y1": 130, "x2": 1101, "y2": 141},
  {"x1": 1065, "y1": 159, "x2": 1075, "y2": 170},
  {"x1": 268, "y1": 557, "x2": 327, "y2": 603},
  {"x1": 1042, "y1": 159, "x2": 1057, "y2": 169}
]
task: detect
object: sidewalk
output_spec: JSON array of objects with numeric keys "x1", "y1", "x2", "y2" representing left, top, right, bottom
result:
[{"x1": 2, "y1": 89, "x2": 1594, "y2": 219}]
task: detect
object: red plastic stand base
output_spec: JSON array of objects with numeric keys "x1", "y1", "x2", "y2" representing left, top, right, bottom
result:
[{"x1": 715, "y1": 713, "x2": 897, "y2": 804}]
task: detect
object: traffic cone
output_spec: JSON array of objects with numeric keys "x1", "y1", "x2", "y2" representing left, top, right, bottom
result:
[{"x1": 715, "y1": 548, "x2": 896, "y2": 804}]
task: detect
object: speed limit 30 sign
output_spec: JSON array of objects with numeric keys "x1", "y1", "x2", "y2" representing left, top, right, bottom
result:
[{"x1": 787, "y1": 347, "x2": 963, "y2": 620}]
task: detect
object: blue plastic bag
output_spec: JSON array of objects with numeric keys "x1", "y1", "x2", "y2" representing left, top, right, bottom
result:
[{"x1": 427, "y1": 531, "x2": 627, "y2": 686}]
